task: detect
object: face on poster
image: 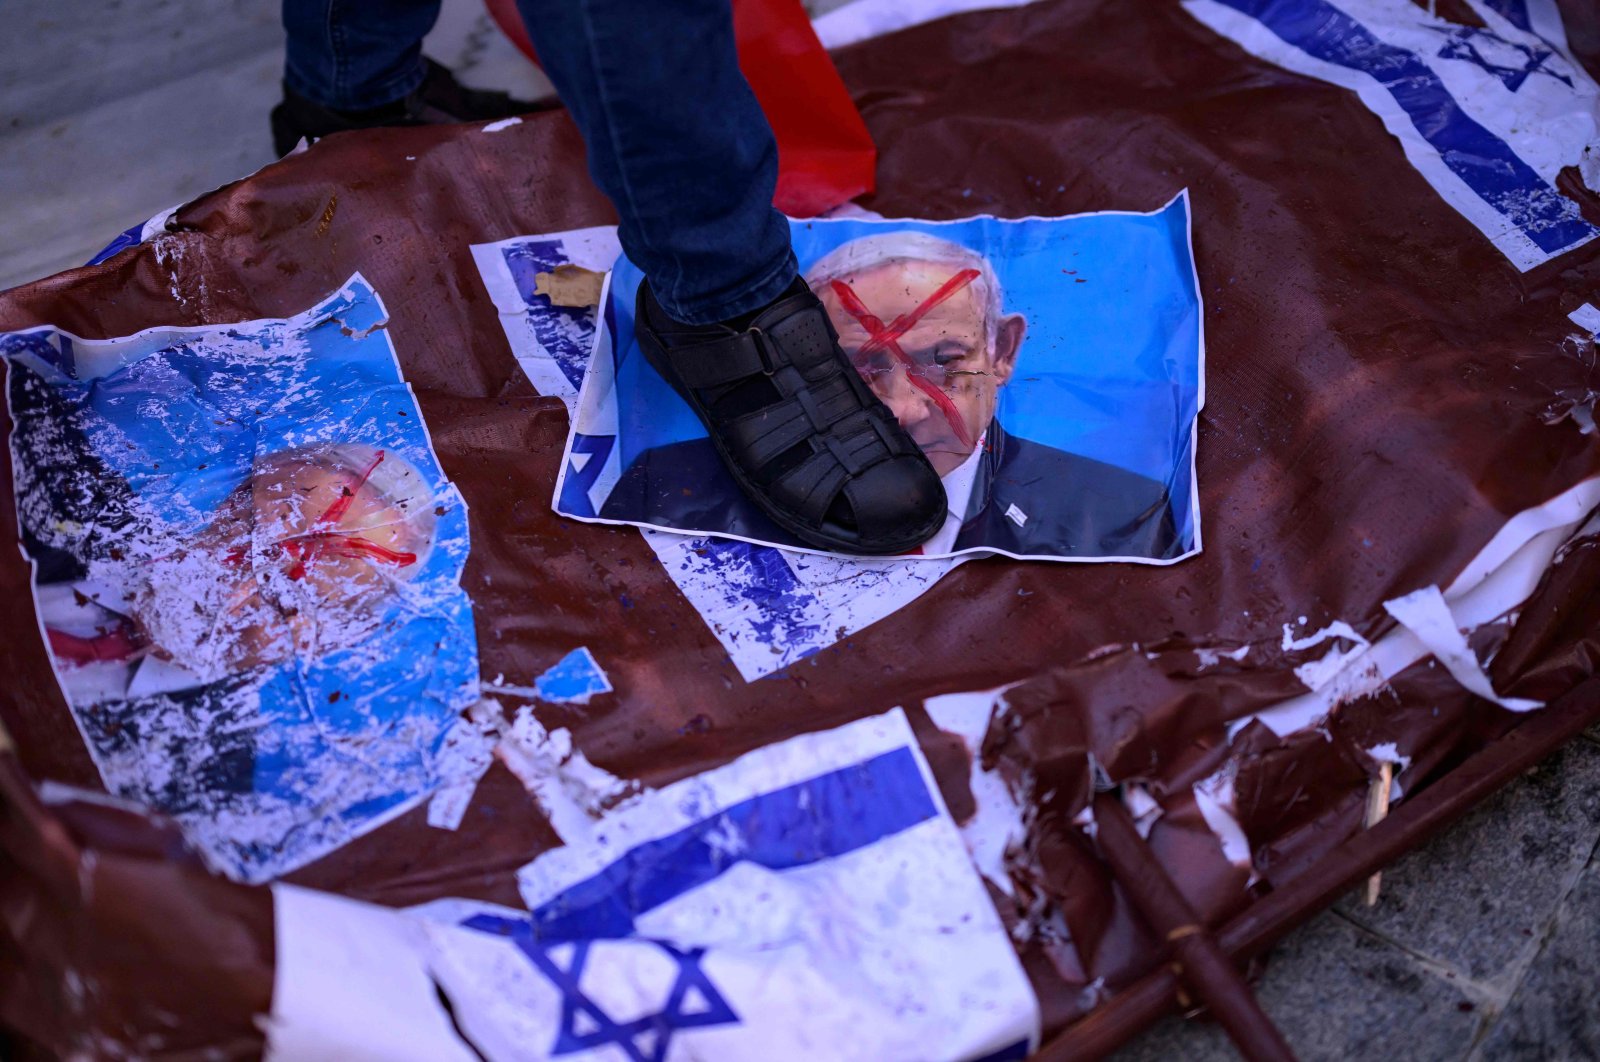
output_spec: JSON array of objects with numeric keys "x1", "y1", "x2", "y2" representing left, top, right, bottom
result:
[
  {"x1": 558, "y1": 192, "x2": 1205, "y2": 563},
  {"x1": 1, "y1": 276, "x2": 478, "y2": 883}
]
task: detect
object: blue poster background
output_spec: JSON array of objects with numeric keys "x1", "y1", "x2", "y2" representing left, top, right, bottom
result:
[{"x1": 574, "y1": 195, "x2": 1203, "y2": 552}]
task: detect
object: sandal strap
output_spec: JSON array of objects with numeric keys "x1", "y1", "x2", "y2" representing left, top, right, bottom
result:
[
  {"x1": 655, "y1": 288, "x2": 836, "y2": 390},
  {"x1": 723, "y1": 374, "x2": 857, "y2": 470},
  {"x1": 640, "y1": 281, "x2": 940, "y2": 542},
  {"x1": 770, "y1": 412, "x2": 901, "y2": 522},
  {"x1": 664, "y1": 330, "x2": 772, "y2": 389},
  {"x1": 771, "y1": 447, "x2": 854, "y2": 524}
]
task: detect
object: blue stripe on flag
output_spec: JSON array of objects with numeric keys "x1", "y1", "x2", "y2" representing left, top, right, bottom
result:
[
  {"x1": 1217, "y1": 0, "x2": 1596, "y2": 256},
  {"x1": 470, "y1": 746, "x2": 939, "y2": 943}
]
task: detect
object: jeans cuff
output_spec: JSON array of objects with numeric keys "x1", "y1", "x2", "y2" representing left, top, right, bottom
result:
[
  {"x1": 657, "y1": 249, "x2": 799, "y2": 325},
  {"x1": 284, "y1": 57, "x2": 428, "y2": 112}
]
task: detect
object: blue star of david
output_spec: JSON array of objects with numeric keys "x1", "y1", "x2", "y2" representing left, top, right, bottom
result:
[
  {"x1": 462, "y1": 915, "x2": 741, "y2": 1062},
  {"x1": 527, "y1": 939, "x2": 739, "y2": 1061},
  {"x1": 1429, "y1": 26, "x2": 1572, "y2": 92}
]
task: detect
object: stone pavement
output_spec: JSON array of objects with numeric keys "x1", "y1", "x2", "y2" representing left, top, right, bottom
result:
[
  {"x1": 1116, "y1": 732, "x2": 1600, "y2": 1061},
  {"x1": 0, "y1": 0, "x2": 553, "y2": 290},
  {"x1": 2, "y1": 2, "x2": 1597, "y2": 1059}
]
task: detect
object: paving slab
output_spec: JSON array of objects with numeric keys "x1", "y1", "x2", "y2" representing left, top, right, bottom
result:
[
  {"x1": 1113, "y1": 909, "x2": 1484, "y2": 1062},
  {"x1": 1, "y1": 0, "x2": 281, "y2": 135},
  {"x1": 1335, "y1": 737, "x2": 1600, "y2": 990},
  {"x1": 1474, "y1": 840, "x2": 1600, "y2": 1061},
  {"x1": 0, "y1": 49, "x2": 282, "y2": 291}
]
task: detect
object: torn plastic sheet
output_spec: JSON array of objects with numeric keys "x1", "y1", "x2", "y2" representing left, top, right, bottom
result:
[
  {"x1": 8, "y1": 0, "x2": 1600, "y2": 1054},
  {"x1": 1185, "y1": 0, "x2": 1600, "y2": 270},
  {"x1": 267, "y1": 710, "x2": 1039, "y2": 1061},
  {"x1": 1233, "y1": 475, "x2": 1600, "y2": 738},
  {"x1": 0, "y1": 276, "x2": 478, "y2": 882},
  {"x1": 557, "y1": 196, "x2": 1206, "y2": 563},
  {"x1": 923, "y1": 686, "x2": 1030, "y2": 895}
]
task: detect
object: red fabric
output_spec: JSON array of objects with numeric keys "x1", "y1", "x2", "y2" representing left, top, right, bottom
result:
[{"x1": 482, "y1": 0, "x2": 876, "y2": 216}]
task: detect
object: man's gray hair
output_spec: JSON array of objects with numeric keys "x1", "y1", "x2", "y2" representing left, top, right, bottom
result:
[{"x1": 802, "y1": 231, "x2": 1003, "y2": 344}]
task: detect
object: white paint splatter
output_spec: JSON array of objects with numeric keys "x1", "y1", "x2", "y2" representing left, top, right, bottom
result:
[{"x1": 1195, "y1": 644, "x2": 1251, "y2": 669}]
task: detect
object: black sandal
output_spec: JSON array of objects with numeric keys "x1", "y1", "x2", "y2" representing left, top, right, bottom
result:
[{"x1": 635, "y1": 278, "x2": 946, "y2": 555}]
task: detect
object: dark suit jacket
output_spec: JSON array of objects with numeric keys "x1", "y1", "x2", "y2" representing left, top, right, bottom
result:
[{"x1": 600, "y1": 420, "x2": 1183, "y2": 559}]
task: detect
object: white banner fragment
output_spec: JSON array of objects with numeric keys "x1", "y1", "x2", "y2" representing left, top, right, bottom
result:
[{"x1": 269, "y1": 709, "x2": 1039, "y2": 1061}]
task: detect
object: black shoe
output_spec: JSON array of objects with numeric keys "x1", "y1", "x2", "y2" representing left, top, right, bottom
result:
[
  {"x1": 635, "y1": 278, "x2": 947, "y2": 556},
  {"x1": 270, "y1": 58, "x2": 552, "y2": 156}
]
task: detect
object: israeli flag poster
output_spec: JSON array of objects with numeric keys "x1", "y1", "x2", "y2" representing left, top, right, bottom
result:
[{"x1": 266, "y1": 710, "x2": 1039, "y2": 1062}]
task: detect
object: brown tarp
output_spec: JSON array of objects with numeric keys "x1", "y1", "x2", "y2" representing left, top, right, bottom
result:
[{"x1": 4, "y1": 0, "x2": 1600, "y2": 1056}]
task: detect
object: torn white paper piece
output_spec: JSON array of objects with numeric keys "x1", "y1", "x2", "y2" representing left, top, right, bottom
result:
[
  {"x1": 427, "y1": 701, "x2": 504, "y2": 831},
  {"x1": 923, "y1": 686, "x2": 1029, "y2": 895},
  {"x1": 533, "y1": 647, "x2": 612, "y2": 704},
  {"x1": 1569, "y1": 302, "x2": 1600, "y2": 335},
  {"x1": 495, "y1": 706, "x2": 638, "y2": 844},
  {"x1": 1193, "y1": 765, "x2": 1253, "y2": 871},
  {"x1": 1382, "y1": 585, "x2": 1542, "y2": 712},
  {"x1": 266, "y1": 884, "x2": 481, "y2": 1062}
]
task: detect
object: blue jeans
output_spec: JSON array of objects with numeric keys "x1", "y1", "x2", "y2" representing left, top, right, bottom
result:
[{"x1": 282, "y1": 0, "x2": 796, "y2": 323}]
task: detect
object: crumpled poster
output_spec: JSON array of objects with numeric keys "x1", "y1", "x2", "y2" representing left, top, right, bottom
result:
[
  {"x1": 557, "y1": 197, "x2": 1204, "y2": 562},
  {"x1": 0, "y1": 276, "x2": 477, "y2": 883},
  {"x1": 266, "y1": 710, "x2": 1039, "y2": 1062}
]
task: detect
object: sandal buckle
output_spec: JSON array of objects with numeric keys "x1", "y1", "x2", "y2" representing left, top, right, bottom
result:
[{"x1": 749, "y1": 327, "x2": 778, "y2": 376}]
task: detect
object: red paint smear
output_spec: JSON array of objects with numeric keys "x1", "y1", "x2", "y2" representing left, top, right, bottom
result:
[
  {"x1": 314, "y1": 449, "x2": 386, "y2": 528},
  {"x1": 218, "y1": 450, "x2": 418, "y2": 581},
  {"x1": 829, "y1": 269, "x2": 980, "y2": 447},
  {"x1": 48, "y1": 623, "x2": 142, "y2": 666}
]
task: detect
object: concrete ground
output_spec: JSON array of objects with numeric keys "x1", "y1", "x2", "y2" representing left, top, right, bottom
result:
[{"x1": 2, "y1": 1, "x2": 1597, "y2": 1058}]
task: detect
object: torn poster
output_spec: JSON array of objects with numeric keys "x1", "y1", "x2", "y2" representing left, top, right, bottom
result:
[
  {"x1": 472, "y1": 226, "x2": 624, "y2": 405},
  {"x1": 1, "y1": 275, "x2": 477, "y2": 883},
  {"x1": 1184, "y1": 0, "x2": 1600, "y2": 270},
  {"x1": 557, "y1": 192, "x2": 1205, "y2": 562},
  {"x1": 267, "y1": 709, "x2": 1039, "y2": 1061},
  {"x1": 532, "y1": 646, "x2": 612, "y2": 704},
  {"x1": 472, "y1": 227, "x2": 967, "y2": 681}
]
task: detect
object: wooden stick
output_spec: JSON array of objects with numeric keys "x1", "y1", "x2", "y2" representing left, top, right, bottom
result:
[
  {"x1": 1363, "y1": 761, "x2": 1394, "y2": 906},
  {"x1": 1092, "y1": 793, "x2": 1299, "y2": 1062}
]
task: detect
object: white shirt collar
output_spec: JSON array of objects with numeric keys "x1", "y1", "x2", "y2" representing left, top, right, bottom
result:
[{"x1": 920, "y1": 433, "x2": 986, "y2": 556}]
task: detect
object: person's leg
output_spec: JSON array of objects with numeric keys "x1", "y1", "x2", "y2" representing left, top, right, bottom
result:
[
  {"x1": 274, "y1": 0, "x2": 543, "y2": 157},
  {"x1": 513, "y1": 0, "x2": 795, "y2": 324},
  {"x1": 513, "y1": 0, "x2": 945, "y2": 554},
  {"x1": 282, "y1": 0, "x2": 442, "y2": 111}
]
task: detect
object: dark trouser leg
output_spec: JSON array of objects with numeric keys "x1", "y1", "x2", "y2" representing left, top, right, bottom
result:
[
  {"x1": 282, "y1": 0, "x2": 443, "y2": 110},
  {"x1": 513, "y1": 0, "x2": 797, "y2": 324}
]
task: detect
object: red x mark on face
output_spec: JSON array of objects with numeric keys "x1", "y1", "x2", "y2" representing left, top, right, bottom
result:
[
  {"x1": 224, "y1": 449, "x2": 419, "y2": 580},
  {"x1": 829, "y1": 268, "x2": 982, "y2": 449}
]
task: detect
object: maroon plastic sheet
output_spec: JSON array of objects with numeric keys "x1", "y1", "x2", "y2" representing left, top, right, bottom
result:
[{"x1": 3, "y1": 0, "x2": 1600, "y2": 1057}]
